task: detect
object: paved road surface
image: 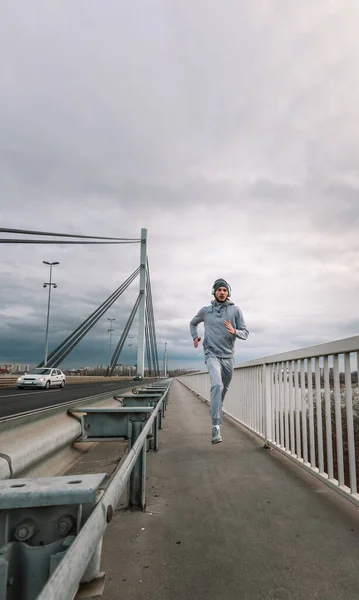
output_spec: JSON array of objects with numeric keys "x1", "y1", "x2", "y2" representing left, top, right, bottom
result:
[{"x1": 0, "y1": 380, "x2": 158, "y2": 418}]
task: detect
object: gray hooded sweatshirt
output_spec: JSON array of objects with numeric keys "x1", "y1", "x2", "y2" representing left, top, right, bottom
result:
[{"x1": 190, "y1": 299, "x2": 249, "y2": 359}]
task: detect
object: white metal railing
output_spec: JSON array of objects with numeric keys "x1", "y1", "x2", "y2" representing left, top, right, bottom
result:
[{"x1": 178, "y1": 335, "x2": 359, "y2": 506}]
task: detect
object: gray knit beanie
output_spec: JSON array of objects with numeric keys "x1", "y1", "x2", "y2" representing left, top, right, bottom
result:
[{"x1": 212, "y1": 279, "x2": 231, "y2": 296}]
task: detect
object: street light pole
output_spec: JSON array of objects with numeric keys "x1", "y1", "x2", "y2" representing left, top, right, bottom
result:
[
  {"x1": 43, "y1": 261, "x2": 59, "y2": 367},
  {"x1": 107, "y1": 318, "x2": 116, "y2": 374}
]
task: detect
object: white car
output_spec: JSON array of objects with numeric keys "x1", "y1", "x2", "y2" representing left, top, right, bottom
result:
[{"x1": 17, "y1": 368, "x2": 66, "y2": 390}]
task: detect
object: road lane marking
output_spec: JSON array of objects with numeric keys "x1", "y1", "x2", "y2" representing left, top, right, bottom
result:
[
  {"x1": 0, "y1": 382, "x2": 131, "y2": 399},
  {"x1": 0, "y1": 390, "x2": 61, "y2": 399}
]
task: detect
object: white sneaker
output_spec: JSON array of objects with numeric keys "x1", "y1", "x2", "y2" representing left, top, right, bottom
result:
[{"x1": 212, "y1": 425, "x2": 222, "y2": 444}]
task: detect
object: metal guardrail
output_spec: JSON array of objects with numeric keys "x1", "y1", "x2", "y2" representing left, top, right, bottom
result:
[
  {"x1": 0, "y1": 380, "x2": 171, "y2": 600},
  {"x1": 0, "y1": 386, "x2": 145, "y2": 479},
  {"x1": 0, "y1": 389, "x2": 125, "y2": 425},
  {"x1": 178, "y1": 334, "x2": 359, "y2": 507}
]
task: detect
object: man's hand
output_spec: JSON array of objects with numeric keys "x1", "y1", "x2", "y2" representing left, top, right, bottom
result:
[
  {"x1": 193, "y1": 337, "x2": 201, "y2": 348},
  {"x1": 224, "y1": 320, "x2": 235, "y2": 335}
]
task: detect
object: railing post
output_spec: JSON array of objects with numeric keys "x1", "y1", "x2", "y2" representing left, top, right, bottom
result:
[
  {"x1": 149, "y1": 412, "x2": 160, "y2": 451},
  {"x1": 136, "y1": 228, "x2": 147, "y2": 378},
  {"x1": 263, "y1": 362, "x2": 272, "y2": 447},
  {"x1": 129, "y1": 420, "x2": 147, "y2": 509},
  {"x1": 79, "y1": 539, "x2": 104, "y2": 590}
]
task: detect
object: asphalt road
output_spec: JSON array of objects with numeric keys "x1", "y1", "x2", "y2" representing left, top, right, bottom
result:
[{"x1": 0, "y1": 380, "x2": 157, "y2": 418}]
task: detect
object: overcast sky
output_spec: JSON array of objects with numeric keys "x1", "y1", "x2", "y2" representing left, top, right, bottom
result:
[{"x1": 1, "y1": 1, "x2": 359, "y2": 371}]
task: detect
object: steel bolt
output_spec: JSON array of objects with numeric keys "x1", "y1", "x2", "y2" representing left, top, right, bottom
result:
[
  {"x1": 16, "y1": 527, "x2": 29, "y2": 540},
  {"x1": 58, "y1": 521, "x2": 69, "y2": 534},
  {"x1": 15, "y1": 521, "x2": 35, "y2": 541},
  {"x1": 57, "y1": 516, "x2": 74, "y2": 535}
]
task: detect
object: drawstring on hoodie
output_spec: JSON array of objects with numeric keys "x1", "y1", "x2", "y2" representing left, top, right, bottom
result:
[{"x1": 211, "y1": 299, "x2": 232, "y2": 322}]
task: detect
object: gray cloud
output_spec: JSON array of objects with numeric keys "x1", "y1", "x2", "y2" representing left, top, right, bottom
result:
[{"x1": 1, "y1": 1, "x2": 359, "y2": 370}]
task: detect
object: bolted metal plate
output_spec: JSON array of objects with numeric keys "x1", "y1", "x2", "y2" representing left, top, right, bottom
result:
[
  {"x1": 75, "y1": 408, "x2": 154, "y2": 439},
  {"x1": 121, "y1": 399, "x2": 158, "y2": 408},
  {"x1": 0, "y1": 473, "x2": 107, "y2": 510}
]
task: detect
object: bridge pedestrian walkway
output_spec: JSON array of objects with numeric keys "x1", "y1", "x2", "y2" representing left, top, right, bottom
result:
[{"x1": 101, "y1": 379, "x2": 359, "y2": 600}]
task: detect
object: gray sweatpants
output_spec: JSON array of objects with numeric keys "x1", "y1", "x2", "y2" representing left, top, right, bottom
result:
[{"x1": 205, "y1": 355, "x2": 235, "y2": 426}]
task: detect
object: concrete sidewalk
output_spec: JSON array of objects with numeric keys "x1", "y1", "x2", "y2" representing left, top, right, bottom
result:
[{"x1": 101, "y1": 379, "x2": 359, "y2": 600}]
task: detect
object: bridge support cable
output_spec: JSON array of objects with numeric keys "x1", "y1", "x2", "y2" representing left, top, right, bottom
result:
[
  {"x1": 145, "y1": 284, "x2": 158, "y2": 376},
  {"x1": 145, "y1": 317, "x2": 154, "y2": 376},
  {"x1": 145, "y1": 284, "x2": 157, "y2": 376},
  {"x1": 4, "y1": 226, "x2": 160, "y2": 375},
  {"x1": 52, "y1": 269, "x2": 140, "y2": 368},
  {"x1": 0, "y1": 239, "x2": 140, "y2": 245},
  {"x1": 146, "y1": 260, "x2": 160, "y2": 376},
  {"x1": 149, "y1": 280, "x2": 160, "y2": 376},
  {"x1": 37, "y1": 267, "x2": 140, "y2": 368},
  {"x1": 41, "y1": 267, "x2": 140, "y2": 368},
  {"x1": 108, "y1": 294, "x2": 142, "y2": 376},
  {"x1": 147, "y1": 296, "x2": 158, "y2": 376},
  {"x1": 0, "y1": 227, "x2": 140, "y2": 243}
]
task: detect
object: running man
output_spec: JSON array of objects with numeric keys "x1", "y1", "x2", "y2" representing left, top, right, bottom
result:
[{"x1": 190, "y1": 279, "x2": 249, "y2": 444}]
